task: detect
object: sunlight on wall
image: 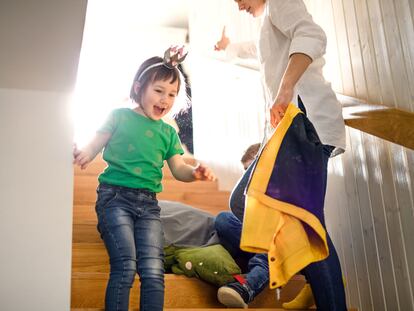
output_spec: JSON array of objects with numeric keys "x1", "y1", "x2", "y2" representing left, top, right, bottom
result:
[
  {"x1": 188, "y1": 53, "x2": 265, "y2": 190},
  {"x1": 72, "y1": 0, "x2": 187, "y2": 147},
  {"x1": 73, "y1": 0, "x2": 264, "y2": 190}
]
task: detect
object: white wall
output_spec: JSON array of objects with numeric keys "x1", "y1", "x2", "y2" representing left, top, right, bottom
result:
[
  {"x1": 188, "y1": 0, "x2": 265, "y2": 190},
  {"x1": 0, "y1": 1, "x2": 87, "y2": 310}
]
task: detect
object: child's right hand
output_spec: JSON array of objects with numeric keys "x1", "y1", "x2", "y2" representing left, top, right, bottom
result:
[
  {"x1": 192, "y1": 163, "x2": 216, "y2": 181},
  {"x1": 73, "y1": 144, "x2": 93, "y2": 170}
]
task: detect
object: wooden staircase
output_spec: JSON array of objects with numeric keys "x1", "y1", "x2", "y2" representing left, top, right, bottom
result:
[{"x1": 71, "y1": 156, "x2": 312, "y2": 310}]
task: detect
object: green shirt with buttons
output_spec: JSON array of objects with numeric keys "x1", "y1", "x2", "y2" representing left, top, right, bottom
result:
[{"x1": 97, "y1": 108, "x2": 184, "y2": 192}]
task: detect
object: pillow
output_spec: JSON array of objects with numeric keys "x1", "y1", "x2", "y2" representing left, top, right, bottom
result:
[{"x1": 169, "y1": 244, "x2": 241, "y2": 286}]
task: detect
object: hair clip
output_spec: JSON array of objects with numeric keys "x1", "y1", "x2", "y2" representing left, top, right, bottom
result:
[
  {"x1": 137, "y1": 45, "x2": 188, "y2": 81},
  {"x1": 163, "y1": 45, "x2": 188, "y2": 68}
]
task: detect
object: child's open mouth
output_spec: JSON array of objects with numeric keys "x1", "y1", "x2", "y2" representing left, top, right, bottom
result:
[{"x1": 154, "y1": 106, "x2": 165, "y2": 116}]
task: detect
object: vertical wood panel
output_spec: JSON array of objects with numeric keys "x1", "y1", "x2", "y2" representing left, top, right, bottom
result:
[
  {"x1": 331, "y1": 0, "x2": 356, "y2": 95},
  {"x1": 348, "y1": 129, "x2": 385, "y2": 311},
  {"x1": 388, "y1": 144, "x2": 414, "y2": 308},
  {"x1": 353, "y1": 0, "x2": 383, "y2": 105},
  {"x1": 362, "y1": 134, "x2": 399, "y2": 309},
  {"x1": 378, "y1": 142, "x2": 408, "y2": 310},
  {"x1": 378, "y1": 0, "x2": 412, "y2": 111},
  {"x1": 325, "y1": 161, "x2": 345, "y2": 288},
  {"x1": 393, "y1": 0, "x2": 414, "y2": 112},
  {"x1": 320, "y1": 0, "x2": 343, "y2": 92},
  {"x1": 366, "y1": 0, "x2": 398, "y2": 108},
  {"x1": 405, "y1": 149, "x2": 414, "y2": 201},
  {"x1": 302, "y1": 1, "x2": 414, "y2": 310},
  {"x1": 305, "y1": 0, "x2": 344, "y2": 92},
  {"x1": 342, "y1": 128, "x2": 373, "y2": 311},
  {"x1": 343, "y1": 0, "x2": 368, "y2": 98},
  {"x1": 327, "y1": 156, "x2": 361, "y2": 308}
]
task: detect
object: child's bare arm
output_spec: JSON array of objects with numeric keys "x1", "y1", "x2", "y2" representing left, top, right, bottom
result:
[
  {"x1": 73, "y1": 132, "x2": 112, "y2": 170},
  {"x1": 167, "y1": 154, "x2": 216, "y2": 182}
]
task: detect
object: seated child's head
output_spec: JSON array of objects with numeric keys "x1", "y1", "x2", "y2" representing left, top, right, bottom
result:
[
  {"x1": 241, "y1": 143, "x2": 261, "y2": 170},
  {"x1": 130, "y1": 47, "x2": 189, "y2": 120}
]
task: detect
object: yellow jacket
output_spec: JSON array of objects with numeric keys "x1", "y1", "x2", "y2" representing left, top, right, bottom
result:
[{"x1": 240, "y1": 103, "x2": 329, "y2": 289}]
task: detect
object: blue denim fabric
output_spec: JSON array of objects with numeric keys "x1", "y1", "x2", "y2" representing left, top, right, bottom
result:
[
  {"x1": 228, "y1": 161, "x2": 254, "y2": 222},
  {"x1": 95, "y1": 184, "x2": 164, "y2": 311},
  {"x1": 217, "y1": 145, "x2": 347, "y2": 310},
  {"x1": 215, "y1": 211, "x2": 268, "y2": 302}
]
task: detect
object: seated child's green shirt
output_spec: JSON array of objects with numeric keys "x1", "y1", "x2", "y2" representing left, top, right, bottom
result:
[{"x1": 98, "y1": 108, "x2": 184, "y2": 192}]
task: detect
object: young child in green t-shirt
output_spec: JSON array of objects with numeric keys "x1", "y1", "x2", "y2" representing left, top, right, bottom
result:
[{"x1": 73, "y1": 46, "x2": 215, "y2": 311}]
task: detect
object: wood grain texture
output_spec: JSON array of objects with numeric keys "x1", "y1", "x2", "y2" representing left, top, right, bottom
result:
[
  {"x1": 340, "y1": 95, "x2": 414, "y2": 150},
  {"x1": 71, "y1": 272, "x2": 306, "y2": 309}
]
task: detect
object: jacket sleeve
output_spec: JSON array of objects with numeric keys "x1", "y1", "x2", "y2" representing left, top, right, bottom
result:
[{"x1": 268, "y1": 0, "x2": 326, "y2": 61}]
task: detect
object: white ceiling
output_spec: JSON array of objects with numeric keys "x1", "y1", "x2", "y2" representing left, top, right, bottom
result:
[
  {"x1": 153, "y1": 0, "x2": 189, "y2": 28},
  {"x1": 114, "y1": 0, "x2": 190, "y2": 29}
]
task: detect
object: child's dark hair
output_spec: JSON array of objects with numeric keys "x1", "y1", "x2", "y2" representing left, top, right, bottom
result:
[
  {"x1": 130, "y1": 56, "x2": 182, "y2": 103},
  {"x1": 241, "y1": 143, "x2": 261, "y2": 166}
]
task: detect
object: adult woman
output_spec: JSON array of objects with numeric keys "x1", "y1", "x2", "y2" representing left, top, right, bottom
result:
[{"x1": 214, "y1": 0, "x2": 347, "y2": 310}]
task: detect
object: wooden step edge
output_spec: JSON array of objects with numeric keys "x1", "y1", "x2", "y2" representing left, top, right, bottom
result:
[
  {"x1": 72, "y1": 308, "x2": 358, "y2": 311},
  {"x1": 71, "y1": 271, "x2": 216, "y2": 281},
  {"x1": 74, "y1": 155, "x2": 197, "y2": 176},
  {"x1": 71, "y1": 309, "x2": 358, "y2": 311},
  {"x1": 71, "y1": 309, "x2": 289, "y2": 311},
  {"x1": 72, "y1": 272, "x2": 304, "y2": 282}
]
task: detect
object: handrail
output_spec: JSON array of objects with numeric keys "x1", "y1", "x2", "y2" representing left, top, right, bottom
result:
[{"x1": 338, "y1": 94, "x2": 414, "y2": 150}]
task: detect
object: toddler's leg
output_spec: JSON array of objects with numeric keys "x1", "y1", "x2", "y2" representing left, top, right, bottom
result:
[
  {"x1": 96, "y1": 196, "x2": 137, "y2": 311},
  {"x1": 135, "y1": 203, "x2": 165, "y2": 311}
]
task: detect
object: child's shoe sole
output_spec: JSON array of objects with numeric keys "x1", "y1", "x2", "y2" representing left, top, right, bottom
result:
[{"x1": 217, "y1": 286, "x2": 248, "y2": 308}]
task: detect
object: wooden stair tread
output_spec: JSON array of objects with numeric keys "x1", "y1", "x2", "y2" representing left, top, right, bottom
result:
[
  {"x1": 71, "y1": 271, "x2": 305, "y2": 309},
  {"x1": 74, "y1": 176, "x2": 221, "y2": 193},
  {"x1": 71, "y1": 309, "x2": 302, "y2": 311},
  {"x1": 71, "y1": 309, "x2": 300, "y2": 311},
  {"x1": 71, "y1": 307, "x2": 358, "y2": 310},
  {"x1": 72, "y1": 307, "x2": 357, "y2": 310},
  {"x1": 73, "y1": 205, "x2": 225, "y2": 223},
  {"x1": 74, "y1": 155, "x2": 197, "y2": 177},
  {"x1": 73, "y1": 191, "x2": 230, "y2": 211}
]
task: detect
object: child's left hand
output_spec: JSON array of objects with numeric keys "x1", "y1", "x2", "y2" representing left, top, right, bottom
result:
[{"x1": 192, "y1": 163, "x2": 216, "y2": 181}]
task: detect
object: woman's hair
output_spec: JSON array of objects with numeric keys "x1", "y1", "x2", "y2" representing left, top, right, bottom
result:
[{"x1": 130, "y1": 56, "x2": 190, "y2": 116}]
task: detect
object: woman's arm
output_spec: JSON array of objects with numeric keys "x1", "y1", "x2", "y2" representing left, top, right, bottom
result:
[
  {"x1": 214, "y1": 26, "x2": 257, "y2": 59},
  {"x1": 270, "y1": 53, "x2": 312, "y2": 126},
  {"x1": 268, "y1": 0, "x2": 326, "y2": 127}
]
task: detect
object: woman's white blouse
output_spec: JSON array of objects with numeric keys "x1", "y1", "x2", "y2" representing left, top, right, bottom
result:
[{"x1": 227, "y1": 0, "x2": 346, "y2": 153}]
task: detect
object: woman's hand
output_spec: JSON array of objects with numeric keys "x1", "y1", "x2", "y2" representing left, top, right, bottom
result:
[
  {"x1": 214, "y1": 26, "x2": 230, "y2": 51},
  {"x1": 270, "y1": 86, "x2": 293, "y2": 127}
]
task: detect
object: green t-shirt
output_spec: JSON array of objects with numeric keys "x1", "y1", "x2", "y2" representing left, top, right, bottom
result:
[{"x1": 97, "y1": 108, "x2": 184, "y2": 192}]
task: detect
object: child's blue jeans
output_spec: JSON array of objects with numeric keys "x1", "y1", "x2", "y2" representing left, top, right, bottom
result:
[
  {"x1": 95, "y1": 183, "x2": 164, "y2": 311},
  {"x1": 216, "y1": 145, "x2": 347, "y2": 310}
]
